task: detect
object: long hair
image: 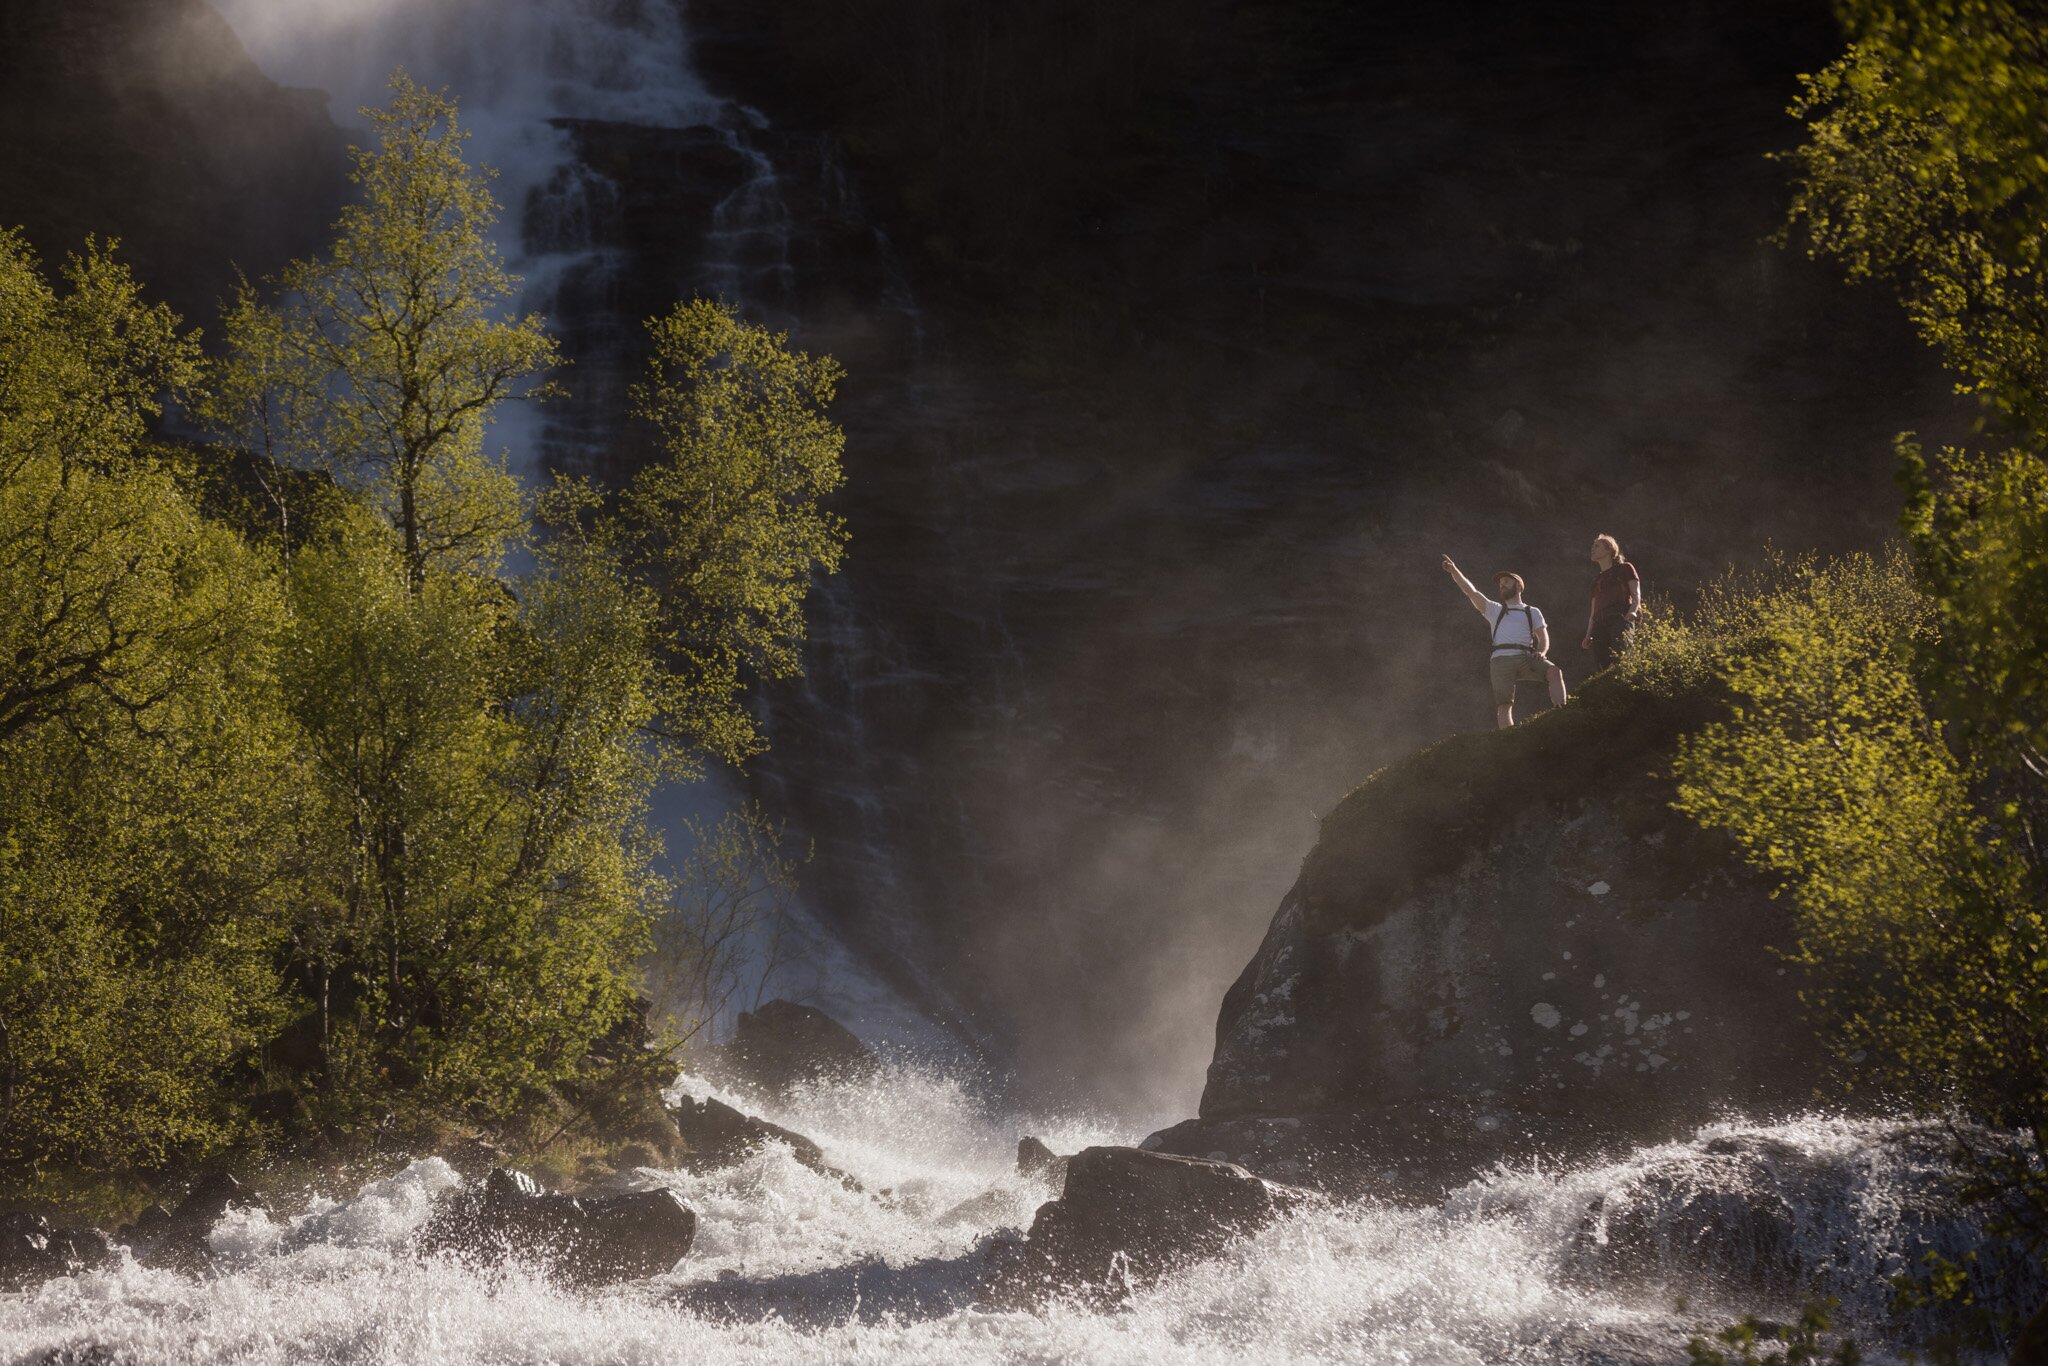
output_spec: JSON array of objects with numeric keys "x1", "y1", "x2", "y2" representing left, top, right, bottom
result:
[{"x1": 1594, "y1": 534, "x2": 1625, "y2": 565}]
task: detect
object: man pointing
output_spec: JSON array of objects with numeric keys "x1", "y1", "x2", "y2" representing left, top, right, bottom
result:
[{"x1": 1441, "y1": 555, "x2": 1568, "y2": 729}]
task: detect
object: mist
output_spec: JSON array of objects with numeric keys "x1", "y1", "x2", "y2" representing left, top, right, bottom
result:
[{"x1": 177, "y1": 0, "x2": 1951, "y2": 1125}]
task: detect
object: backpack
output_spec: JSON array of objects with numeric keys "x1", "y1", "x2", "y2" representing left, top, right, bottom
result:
[{"x1": 1491, "y1": 603, "x2": 1537, "y2": 655}]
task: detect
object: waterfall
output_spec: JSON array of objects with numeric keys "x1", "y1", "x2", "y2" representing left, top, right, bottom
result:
[{"x1": 210, "y1": 0, "x2": 956, "y2": 1056}]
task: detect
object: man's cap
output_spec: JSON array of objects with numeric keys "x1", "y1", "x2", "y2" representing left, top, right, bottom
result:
[{"x1": 1493, "y1": 571, "x2": 1525, "y2": 595}]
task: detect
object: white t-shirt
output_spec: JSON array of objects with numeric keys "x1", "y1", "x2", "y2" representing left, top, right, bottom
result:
[{"x1": 1484, "y1": 600, "x2": 1545, "y2": 656}]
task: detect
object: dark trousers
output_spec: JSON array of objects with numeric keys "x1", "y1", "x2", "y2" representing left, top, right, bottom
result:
[{"x1": 1590, "y1": 613, "x2": 1633, "y2": 672}]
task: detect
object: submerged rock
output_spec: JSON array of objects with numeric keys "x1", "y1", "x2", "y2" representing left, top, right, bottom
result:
[
  {"x1": 417, "y1": 1167, "x2": 695, "y2": 1285},
  {"x1": 715, "y1": 1000, "x2": 879, "y2": 1096},
  {"x1": 669, "y1": 1094, "x2": 860, "y2": 1189},
  {"x1": 0, "y1": 1212, "x2": 115, "y2": 1289},
  {"x1": 992, "y1": 1145, "x2": 1314, "y2": 1304}
]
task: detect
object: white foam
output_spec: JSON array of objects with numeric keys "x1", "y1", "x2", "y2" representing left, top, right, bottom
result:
[{"x1": 0, "y1": 1083, "x2": 1988, "y2": 1365}]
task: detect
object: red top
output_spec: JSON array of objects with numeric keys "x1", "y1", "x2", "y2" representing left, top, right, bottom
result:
[{"x1": 1591, "y1": 561, "x2": 1639, "y2": 619}]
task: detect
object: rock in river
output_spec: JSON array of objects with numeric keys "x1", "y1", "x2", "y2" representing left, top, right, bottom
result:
[
  {"x1": 669, "y1": 1093, "x2": 860, "y2": 1189},
  {"x1": 418, "y1": 1167, "x2": 695, "y2": 1285},
  {"x1": 715, "y1": 999, "x2": 879, "y2": 1095},
  {"x1": 992, "y1": 1145, "x2": 1314, "y2": 1304},
  {"x1": 0, "y1": 1212, "x2": 115, "y2": 1290}
]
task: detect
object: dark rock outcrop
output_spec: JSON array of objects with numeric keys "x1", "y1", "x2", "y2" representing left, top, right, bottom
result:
[
  {"x1": 1016, "y1": 1136, "x2": 1067, "y2": 1185},
  {"x1": 138, "y1": 1170, "x2": 270, "y2": 1271},
  {"x1": 676, "y1": 0, "x2": 1956, "y2": 1116},
  {"x1": 1150, "y1": 678, "x2": 1840, "y2": 1196},
  {"x1": 0, "y1": 0, "x2": 344, "y2": 323},
  {"x1": 668, "y1": 1093, "x2": 859, "y2": 1189},
  {"x1": 0, "y1": 1212, "x2": 116, "y2": 1289},
  {"x1": 992, "y1": 1145, "x2": 1314, "y2": 1304},
  {"x1": 418, "y1": 1167, "x2": 695, "y2": 1285},
  {"x1": 716, "y1": 1000, "x2": 879, "y2": 1095}
]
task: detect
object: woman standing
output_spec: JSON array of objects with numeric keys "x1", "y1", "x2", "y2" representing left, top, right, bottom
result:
[{"x1": 1581, "y1": 534, "x2": 1640, "y2": 672}]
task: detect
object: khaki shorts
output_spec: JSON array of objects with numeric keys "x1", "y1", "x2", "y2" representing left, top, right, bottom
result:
[{"x1": 1489, "y1": 651, "x2": 1550, "y2": 704}]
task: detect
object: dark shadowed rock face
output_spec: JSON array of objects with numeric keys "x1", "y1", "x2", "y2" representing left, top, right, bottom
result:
[
  {"x1": 668, "y1": 1094, "x2": 861, "y2": 1190},
  {"x1": 132, "y1": 1170, "x2": 270, "y2": 1272},
  {"x1": 993, "y1": 1145, "x2": 1315, "y2": 1304},
  {"x1": 1151, "y1": 677, "x2": 1839, "y2": 1195},
  {"x1": 0, "y1": 1213, "x2": 115, "y2": 1290},
  {"x1": 418, "y1": 1167, "x2": 696, "y2": 1285},
  {"x1": 676, "y1": 0, "x2": 1958, "y2": 1110},
  {"x1": 717, "y1": 999, "x2": 880, "y2": 1096},
  {"x1": 0, "y1": 0, "x2": 344, "y2": 323}
]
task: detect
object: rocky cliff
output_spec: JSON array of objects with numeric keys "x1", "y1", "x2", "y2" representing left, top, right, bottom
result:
[
  {"x1": 1147, "y1": 673, "x2": 1842, "y2": 1196},
  {"x1": 0, "y1": 0, "x2": 342, "y2": 324},
  {"x1": 682, "y1": 0, "x2": 1962, "y2": 1108}
]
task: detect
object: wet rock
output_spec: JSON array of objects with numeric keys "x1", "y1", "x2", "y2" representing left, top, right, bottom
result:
[
  {"x1": 717, "y1": 1000, "x2": 879, "y2": 1096},
  {"x1": 573, "y1": 1187, "x2": 701, "y2": 1283},
  {"x1": 1017, "y1": 1136, "x2": 1067, "y2": 1185},
  {"x1": 443, "y1": 1135, "x2": 510, "y2": 1182},
  {"x1": 0, "y1": 1212, "x2": 116, "y2": 1289},
  {"x1": 2013, "y1": 1298, "x2": 2048, "y2": 1366},
  {"x1": 936, "y1": 1187, "x2": 1017, "y2": 1228},
  {"x1": 142, "y1": 1171, "x2": 269, "y2": 1271},
  {"x1": 669, "y1": 1093, "x2": 860, "y2": 1189},
  {"x1": 114, "y1": 1202, "x2": 172, "y2": 1249},
  {"x1": 992, "y1": 1145, "x2": 1315, "y2": 1304},
  {"x1": 418, "y1": 1167, "x2": 695, "y2": 1285}
]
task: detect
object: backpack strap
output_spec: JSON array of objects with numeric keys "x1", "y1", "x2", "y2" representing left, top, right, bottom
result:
[{"x1": 1491, "y1": 603, "x2": 1535, "y2": 653}]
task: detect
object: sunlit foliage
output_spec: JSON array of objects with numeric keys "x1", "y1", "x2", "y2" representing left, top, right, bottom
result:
[
  {"x1": 0, "y1": 231, "x2": 297, "y2": 1171},
  {"x1": 1669, "y1": 0, "x2": 2048, "y2": 1281},
  {"x1": 0, "y1": 74, "x2": 847, "y2": 1178},
  {"x1": 206, "y1": 72, "x2": 556, "y2": 586}
]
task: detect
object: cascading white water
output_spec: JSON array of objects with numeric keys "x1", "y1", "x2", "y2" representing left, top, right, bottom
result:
[
  {"x1": 212, "y1": 0, "x2": 727, "y2": 476},
  {"x1": 0, "y1": 1091, "x2": 2019, "y2": 1364},
  {"x1": 208, "y1": 0, "x2": 951, "y2": 1054}
]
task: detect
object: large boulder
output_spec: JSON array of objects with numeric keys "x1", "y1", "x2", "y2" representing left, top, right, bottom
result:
[
  {"x1": 717, "y1": 1000, "x2": 879, "y2": 1095},
  {"x1": 0, "y1": 1212, "x2": 115, "y2": 1289},
  {"x1": 1152, "y1": 680, "x2": 1841, "y2": 1196},
  {"x1": 418, "y1": 1167, "x2": 695, "y2": 1285},
  {"x1": 991, "y1": 1145, "x2": 1314, "y2": 1304},
  {"x1": 137, "y1": 1170, "x2": 269, "y2": 1271},
  {"x1": 668, "y1": 1094, "x2": 860, "y2": 1189}
]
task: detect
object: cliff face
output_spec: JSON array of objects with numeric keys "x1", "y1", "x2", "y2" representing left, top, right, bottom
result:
[
  {"x1": 0, "y1": 0, "x2": 343, "y2": 324},
  {"x1": 1148, "y1": 677, "x2": 1839, "y2": 1195},
  {"x1": 680, "y1": 0, "x2": 1960, "y2": 1108}
]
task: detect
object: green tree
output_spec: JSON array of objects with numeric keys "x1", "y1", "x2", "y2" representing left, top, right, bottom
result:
[
  {"x1": 206, "y1": 71, "x2": 556, "y2": 587},
  {"x1": 613, "y1": 299, "x2": 849, "y2": 769},
  {"x1": 276, "y1": 515, "x2": 663, "y2": 1124},
  {"x1": 0, "y1": 231, "x2": 298, "y2": 1175},
  {"x1": 1670, "y1": 0, "x2": 2048, "y2": 1305},
  {"x1": 207, "y1": 80, "x2": 850, "y2": 1135}
]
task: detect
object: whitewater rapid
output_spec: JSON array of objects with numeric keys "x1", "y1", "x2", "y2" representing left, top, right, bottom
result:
[{"x1": 0, "y1": 1064, "x2": 2011, "y2": 1365}]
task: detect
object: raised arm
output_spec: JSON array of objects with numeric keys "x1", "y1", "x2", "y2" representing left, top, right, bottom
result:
[{"x1": 1440, "y1": 555, "x2": 1489, "y2": 613}]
